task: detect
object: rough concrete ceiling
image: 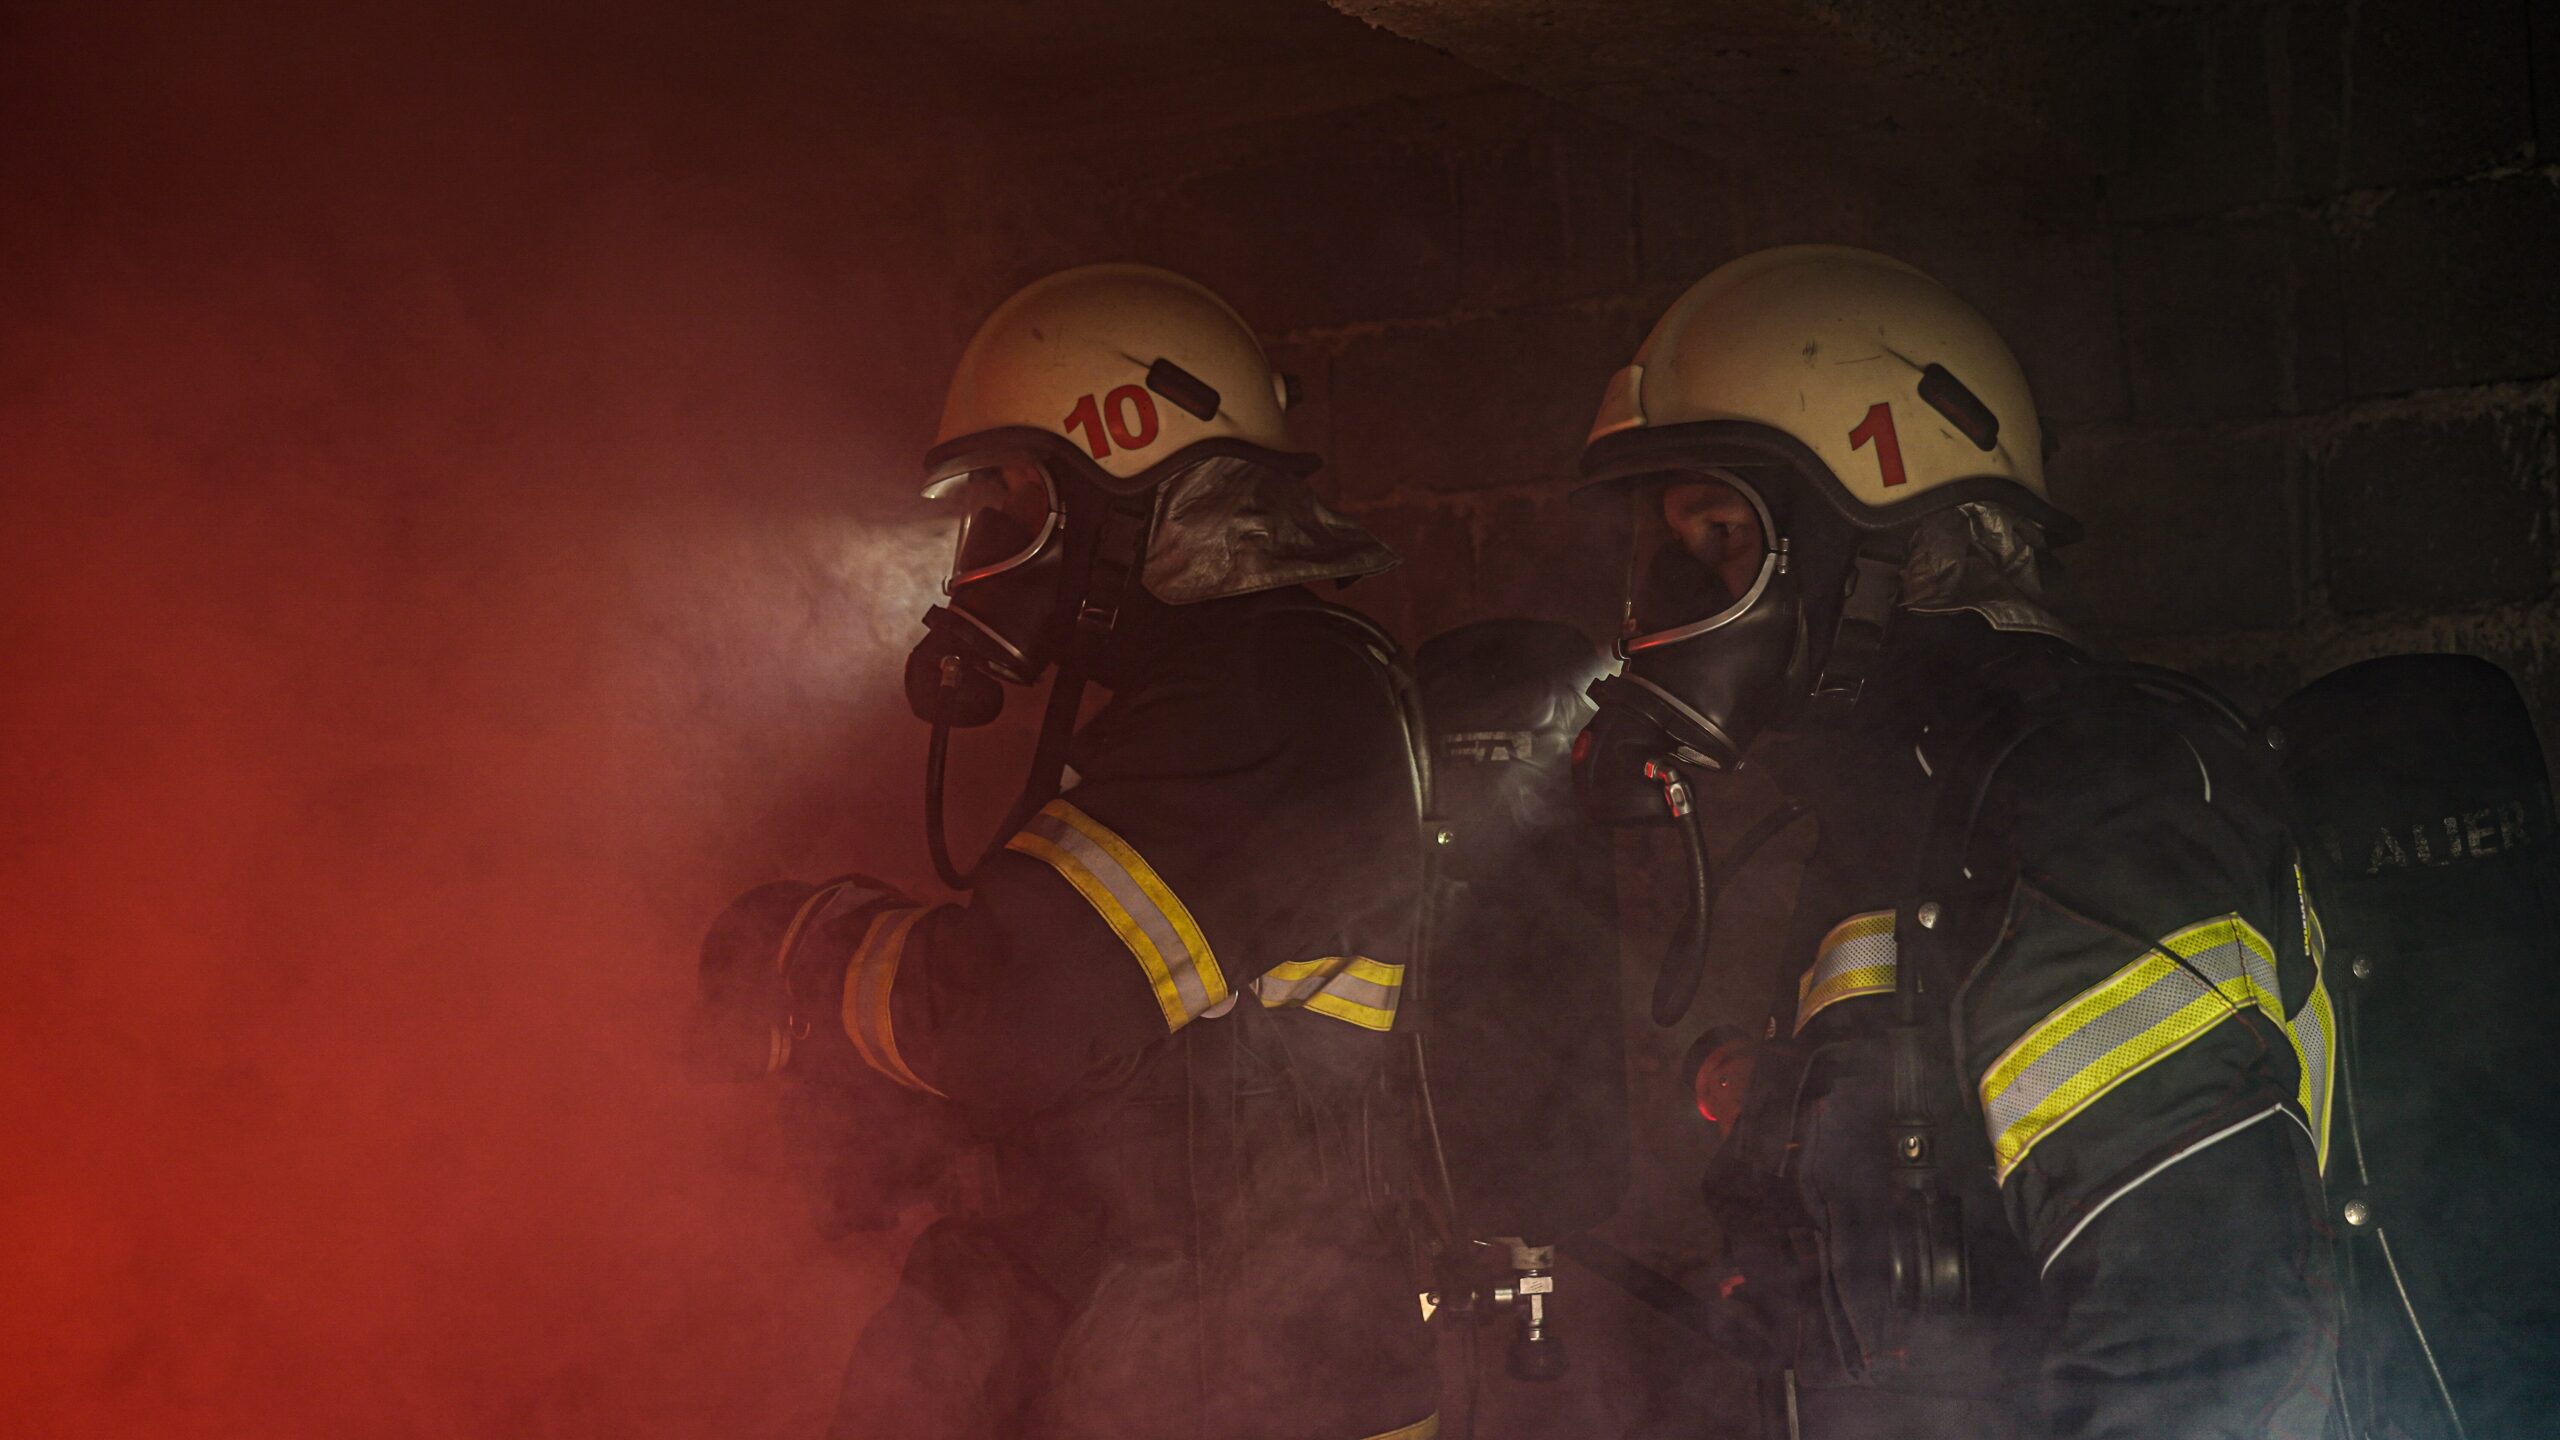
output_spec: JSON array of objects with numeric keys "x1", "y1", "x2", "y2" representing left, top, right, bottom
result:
[
  {"x1": 1322, "y1": 0, "x2": 2115, "y2": 178},
  {"x1": 875, "y1": 0, "x2": 1495, "y2": 153}
]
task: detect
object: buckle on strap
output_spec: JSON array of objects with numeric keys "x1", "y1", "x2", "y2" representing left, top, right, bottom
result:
[{"x1": 1812, "y1": 540, "x2": 1909, "y2": 707}]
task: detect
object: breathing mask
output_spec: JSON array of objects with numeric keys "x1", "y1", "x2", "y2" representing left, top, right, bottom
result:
[{"x1": 1589, "y1": 471, "x2": 1804, "y2": 780}]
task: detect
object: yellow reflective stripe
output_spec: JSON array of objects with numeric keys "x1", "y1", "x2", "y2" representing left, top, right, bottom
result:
[
  {"x1": 2293, "y1": 865, "x2": 2336, "y2": 1172},
  {"x1": 1006, "y1": 799, "x2": 1230, "y2": 1031},
  {"x1": 1008, "y1": 828, "x2": 1187, "y2": 1024},
  {"x1": 1360, "y1": 1414, "x2": 1439, "y2": 1440},
  {"x1": 1279, "y1": 955, "x2": 1401, "y2": 988},
  {"x1": 1981, "y1": 914, "x2": 2330, "y2": 1183},
  {"x1": 2298, "y1": 974, "x2": 2337, "y2": 1173},
  {"x1": 1047, "y1": 802, "x2": 1227, "y2": 1004},
  {"x1": 1794, "y1": 910, "x2": 1898, "y2": 1035},
  {"x1": 841, "y1": 906, "x2": 943, "y2": 1096},
  {"x1": 1263, "y1": 955, "x2": 1346, "y2": 986},
  {"x1": 1256, "y1": 955, "x2": 1404, "y2": 1031},
  {"x1": 1985, "y1": 966, "x2": 2246, "y2": 1181},
  {"x1": 1303, "y1": 988, "x2": 1399, "y2": 1032}
]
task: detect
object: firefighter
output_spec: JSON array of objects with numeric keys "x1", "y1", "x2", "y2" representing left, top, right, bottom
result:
[
  {"x1": 1570, "y1": 246, "x2": 2344, "y2": 1436},
  {"x1": 693, "y1": 265, "x2": 1441, "y2": 1440}
]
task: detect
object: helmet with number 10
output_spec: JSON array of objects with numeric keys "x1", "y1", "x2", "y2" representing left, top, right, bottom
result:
[
  {"x1": 914, "y1": 264, "x2": 1392, "y2": 698},
  {"x1": 1573, "y1": 246, "x2": 2081, "y2": 782}
]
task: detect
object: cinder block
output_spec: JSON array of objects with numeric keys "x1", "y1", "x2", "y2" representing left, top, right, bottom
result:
[
  {"x1": 2118, "y1": 213, "x2": 2346, "y2": 424},
  {"x1": 2337, "y1": 0, "x2": 2535, "y2": 189},
  {"x1": 2538, "y1": 0, "x2": 2560, "y2": 163},
  {"x1": 1458, "y1": 126, "x2": 1638, "y2": 310},
  {"x1": 1335, "y1": 498, "x2": 1476, "y2": 646},
  {"x1": 2339, "y1": 175, "x2": 2560, "y2": 396},
  {"x1": 1466, "y1": 487, "x2": 1623, "y2": 648},
  {"x1": 2102, "y1": 3, "x2": 2343, "y2": 221},
  {"x1": 1263, "y1": 339, "x2": 1336, "y2": 472},
  {"x1": 2317, "y1": 402, "x2": 2556, "y2": 613},
  {"x1": 1912, "y1": 203, "x2": 2125, "y2": 430},
  {"x1": 1633, "y1": 140, "x2": 1741, "y2": 288},
  {"x1": 1159, "y1": 146, "x2": 1464, "y2": 336},
  {"x1": 1328, "y1": 303, "x2": 1652, "y2": 503},
  {"x1": 2046, "y1": 427, "x2": 2302, "y2": 637}
]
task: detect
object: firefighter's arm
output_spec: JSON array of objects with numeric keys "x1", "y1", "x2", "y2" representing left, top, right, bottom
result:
[
  {"x1": 1962, "y1": 715, "x2": 2340, "y2": 1434},
  {"x1": 2035, "y1": 1109, "x2": 2337, "y2": 1438},
  {"x1": 784, "y1": 862, "x2": 1175, "y2": 1112},
  {"x1": 800, "y1": 616, "x2": 1399, "y2": 1112}
]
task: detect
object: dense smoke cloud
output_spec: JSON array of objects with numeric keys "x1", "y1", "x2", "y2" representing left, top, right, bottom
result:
[{"x1": 0, "y1": 3, "x2": 1022, "y2": 1434}]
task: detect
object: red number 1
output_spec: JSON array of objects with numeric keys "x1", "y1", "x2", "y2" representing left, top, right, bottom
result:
[
  {"x1": 1848, "y1": 402, "x2": 1909, "y2": 487},
  {"x1": 1064, "y1": 393, "x2": 1109, "y2": 458}
]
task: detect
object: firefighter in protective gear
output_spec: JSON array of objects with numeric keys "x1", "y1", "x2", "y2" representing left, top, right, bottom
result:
[
  {"x1": 1574, "y1": 246, "x2": 2343, "y2": 1436},
  {"x1": 695, "y1": 264, "x2": 1439, "y2": 1440}
]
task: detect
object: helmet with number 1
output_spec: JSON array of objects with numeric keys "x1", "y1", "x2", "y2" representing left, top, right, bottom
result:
[
  {"x1": 1572, "y1": 246, "x2": 2082, "y2": 783},
  {"x1": 917, "y1": 264, "x2": 1392, "y2": 690}
]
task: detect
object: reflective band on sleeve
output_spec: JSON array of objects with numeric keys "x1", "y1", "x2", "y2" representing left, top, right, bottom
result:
[
  {"x1": 2293, "y1": 865, "x2": 2336, "y2": 1171},
  {"x1": 842, "y1": 905, "x2": 945, "y2": 1096},
  {"x1": 1006, "y1": 798, "x2": 1231, "y2": 1031},
  {"x1": 1794, "y1": 910, "x2": 1899, "y2": 1035},
  {"x1": 1979, "y1": 913, "x2": 2330, "y2": 1183},
  {"x1": 1253, "y1": 955, "x2": 1404, "y2": 1032}
]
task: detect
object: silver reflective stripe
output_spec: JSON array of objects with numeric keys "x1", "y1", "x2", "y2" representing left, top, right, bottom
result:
[
  {"x1": 1980, "y1": 915, "x2": 2326, "y2": 1183},
  {"x1": 1793, "y1": 911, "x2": 1897, "y2": 1035},
  {"x1": 2293, "y1": 865, "x2": 2337, "y2": 1171},
  {"x1": 1005, "y1": 800, "x2": 1228, "y2": 1030},
  {"x1": 1254, "y1": 956, "x2": 1402, "y2": 1032}
]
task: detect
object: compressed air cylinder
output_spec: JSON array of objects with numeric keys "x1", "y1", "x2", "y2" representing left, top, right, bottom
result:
[{"x1": 1416, "y1": 619, "x2": 1629, "y2": 1241}]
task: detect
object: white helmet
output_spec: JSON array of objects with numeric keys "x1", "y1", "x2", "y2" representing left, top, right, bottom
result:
[
  {"x1": 930, "y1": 263, "x2": 1305, "y2": 488},
  {"x1": 914, "y1": 264, "x2": 1391, "y2": 690},
  {"x1": 1586, "y1": 245, "x2": 2071, "y2": 536},
  {"x1": 1570, "y1": 247, "x2": 2078, "y2": 778}
]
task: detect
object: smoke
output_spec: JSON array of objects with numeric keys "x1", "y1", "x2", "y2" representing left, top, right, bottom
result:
[{"x1": 0, "y1": 3, "x2": 1023, "y2": 1435}]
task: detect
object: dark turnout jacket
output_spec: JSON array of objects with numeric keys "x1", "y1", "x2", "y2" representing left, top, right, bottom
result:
[
  {"x1": 790, "y1": 588, "x2": 1440, "y2": 1440},
  {"x1": 1715, "y1": 617, "x2": 2341, "y2": 1438}
]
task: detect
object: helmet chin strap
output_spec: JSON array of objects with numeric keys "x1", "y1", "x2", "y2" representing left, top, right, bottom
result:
[
  {"x1": 926, "y1": 490, "x2": 1156, "y2": 890},
  {"x1": 1806, "y1": 532, "x2": 1912, "y2": 721}
]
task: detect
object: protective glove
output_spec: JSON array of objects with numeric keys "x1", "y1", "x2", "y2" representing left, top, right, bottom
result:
[{"x1": 685, "y1": 875, "x2": 904, "y2": 1084}]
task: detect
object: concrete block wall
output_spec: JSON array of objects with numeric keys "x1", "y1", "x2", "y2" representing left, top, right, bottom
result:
[
  {"x1": 927, "y1": 2, "x2": 2560, "y2": 763},
  {"x1": 2056, "y1": 0, "x2": 2560, "y2": 751}
]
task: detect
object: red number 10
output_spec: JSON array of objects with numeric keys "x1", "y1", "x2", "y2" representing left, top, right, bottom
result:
[
  {"x1": 1848, "y1": 402, "x2": 1909, "y2": 488},
  {"x1": 1064, "y1": 385, "x2": 1161, "y2": 459}
]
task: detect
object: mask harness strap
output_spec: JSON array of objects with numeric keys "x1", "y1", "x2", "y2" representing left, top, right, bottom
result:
[
  {"x1": 926, "y1": 490, "x2": 1156, "y2": 890},
  {"x1": 1809, "y1": 535, "x2": 1909, "y2": 720}
]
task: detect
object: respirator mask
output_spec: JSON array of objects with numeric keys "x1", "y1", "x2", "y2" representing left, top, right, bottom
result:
[
  {"x1": 901, "y1": 442, "x2": 1160, "y2": 890},
  {"x1": 896, "y1": 433, "x2": 1396, "y2": 888},
  {"x1": 1568, "y1": 471, "x2": 1819, "y2": 1027},
  {"x1": 904, "y1": 458, "x2": 1076, "y2": 732},
  {"x1": 1578, "y1": 472, "x2": 1807, "y2": 822}
]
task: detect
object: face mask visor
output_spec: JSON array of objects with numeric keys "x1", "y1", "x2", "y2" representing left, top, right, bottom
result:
[
  {"x1": 1623, "y1": 471, "x2": 1784, "y2": 657},
  {"x1": 927, "y1": 460, "x2": 1062, "y2": 595}
]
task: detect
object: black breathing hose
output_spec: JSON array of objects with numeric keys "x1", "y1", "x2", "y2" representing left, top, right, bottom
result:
[
  {"x1": 1651, "y1": 807, "x2": 1715, "y2": 1027},
  {"x1": 924, "y1": 714, "x2": 976, "y2": 891}
]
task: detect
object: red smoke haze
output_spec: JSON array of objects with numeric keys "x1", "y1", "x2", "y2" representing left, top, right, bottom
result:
[{"x1": 0, "y1": 4, "x2": 1026, "y2": 1434}]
